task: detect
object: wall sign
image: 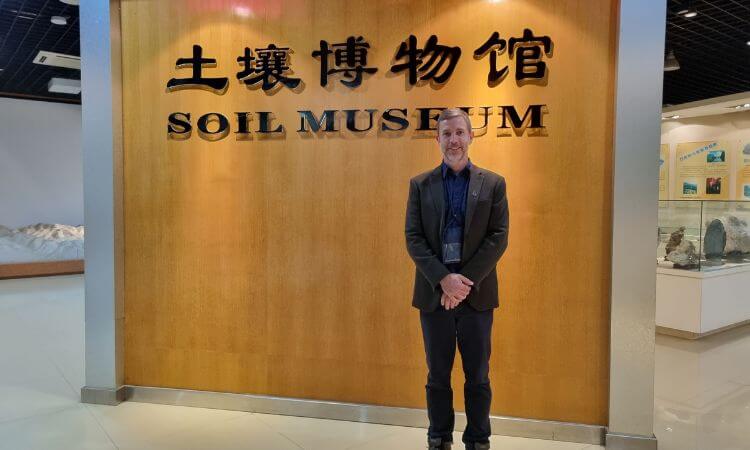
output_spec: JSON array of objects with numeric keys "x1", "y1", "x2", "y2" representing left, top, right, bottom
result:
[
  {"x1": 164, "y1": 30, "x2": 555, "y2": 140},
  {"x1": 674, "y1": 141, "x2": 732, "y2": 200}
]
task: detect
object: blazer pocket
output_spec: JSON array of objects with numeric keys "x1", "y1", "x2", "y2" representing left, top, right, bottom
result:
[{"x1": 475, "y1": 198, "x2": 491, "y2": 209}]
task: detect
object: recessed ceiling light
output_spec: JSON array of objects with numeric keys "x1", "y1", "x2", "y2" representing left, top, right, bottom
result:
[
  {"x1": 50, "y1": 16, "x2": 67, "y2": 25},
  {"x1": 744, "y1": 103, "x2": 750, "y2": 108},
  {"x1": 677, "y1": 2, "x2": 698, "y2": 18},
  {"x1": 33, "y1": 50, "x2": 81, "y2": 70},
  {"x1": 14, "y1": 11, "x2": 37, "y2": 20},
  {"x1": 48, "y1": 77, "x2": 81, "y2": 94},
  {"x1": 671, "y1": 115, "x2": 680, "y2": 119}
]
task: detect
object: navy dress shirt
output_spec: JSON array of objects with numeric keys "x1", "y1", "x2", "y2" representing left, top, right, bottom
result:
[{"x1": 441, "y1": 160, "x2": 472, "y2": 273}]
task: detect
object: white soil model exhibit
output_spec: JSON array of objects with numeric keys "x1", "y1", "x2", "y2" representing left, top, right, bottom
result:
[{"x1": 0, "y1": 223, "x2": 84, "y2": 263}]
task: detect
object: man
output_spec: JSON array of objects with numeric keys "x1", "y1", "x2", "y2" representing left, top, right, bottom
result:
[{"x1": 405, "y1": 108, "x2": 509, "y2": 450}]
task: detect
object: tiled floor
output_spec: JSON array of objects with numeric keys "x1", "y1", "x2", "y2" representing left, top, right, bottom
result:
[
  {"x1": 654, "y1": 325, "x2": 750, "y2": 450},
  {"x1": 1, "y1": 275, "x2": 748, "y2": 449}
]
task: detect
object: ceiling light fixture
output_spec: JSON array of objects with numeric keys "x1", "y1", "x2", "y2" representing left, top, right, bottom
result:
[
  {"x1": 48, "y1": 77, "x2": 81, "y2": 94},
  {"x1": 14, "y1": 11, "x2": 37, "y2": 20},
  {"x1": 671, "y1": 115, "x2": 680, "y2": 119},
  {"x1": 677, "y1": 0, "x2": 698, "y2": 18},
  {"x1": 683, "y1": 8, "x2": 698, "y2": 18},
  {"x1": 33, "y1": 50, "x2": 81, "y2": 70},
  {"x1": 664, "y1": 50, "x2": 680, "y2": 71},
  {"x1": 50, "y1": 15, "x2": 67, "y2": 25}
]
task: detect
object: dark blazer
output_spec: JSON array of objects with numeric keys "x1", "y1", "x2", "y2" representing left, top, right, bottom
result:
[{"x1": 405, "y1": 163, "x2": 509, "y2": 312}]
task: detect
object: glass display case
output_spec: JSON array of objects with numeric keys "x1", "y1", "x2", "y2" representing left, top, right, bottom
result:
[{"x1": 658, "y1": 200, "x2": 750, "y2": 271}]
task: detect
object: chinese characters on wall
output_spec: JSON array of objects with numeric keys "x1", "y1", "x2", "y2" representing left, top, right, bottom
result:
[
  {"x1": 165, "y1": 30, "x2": 554, "y2": 140},
  {"x1": 167, "y1": 29, "x2": 553, "y2": 93}
]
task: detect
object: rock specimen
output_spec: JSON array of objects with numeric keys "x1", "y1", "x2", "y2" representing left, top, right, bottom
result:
[
  {"x1": 665, "y1": 226, "x2": 686, "y2": 256},
  {"x1": 664, "y1": 226, "x2": 699, "y2": 269},
  {"x1": 666, "y1": 238, "x2": 699, "y2": 269},
  {"x1": 719, "y1": 215, "x2": 750, "y2": 261},
  {"x1": 703, "y1": 219, "x2": 726, "y2": 265}
]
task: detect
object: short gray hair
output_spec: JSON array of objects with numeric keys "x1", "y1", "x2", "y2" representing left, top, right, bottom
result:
[{"x1": 437, "y1": 108, "x2": 472, "y2": 132}]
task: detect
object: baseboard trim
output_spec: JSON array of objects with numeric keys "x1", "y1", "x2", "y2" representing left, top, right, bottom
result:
[
  {"x1": 121, "y1": 385, "x2": 605, "y2": 445},
  {"x1": 81, "y1": 386, "x2": 127, "y2": 405},
  {"x1": 657, "y1": 319, "x2": 750, "y2": 339},
  {"x1": 605, "y1": 432, "x2": 658, "y2": 449}
]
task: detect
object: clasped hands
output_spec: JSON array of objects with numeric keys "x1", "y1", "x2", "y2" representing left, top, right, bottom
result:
[{"x1": 439, "y1": 273, "x2": 474, "y2": 310}]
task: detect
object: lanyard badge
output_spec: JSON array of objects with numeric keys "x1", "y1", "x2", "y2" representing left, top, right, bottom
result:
[
  {"x1": 442, "y1": 226, "x2": 463, "y2": 264},
  {"x1": 442, "y1": 242, "x2": 462, "y2": 264}
]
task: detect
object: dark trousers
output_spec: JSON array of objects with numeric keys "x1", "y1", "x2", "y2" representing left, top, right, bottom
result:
[{"x1": 420, "y1": 303, "x2": 493, "y2": 445}]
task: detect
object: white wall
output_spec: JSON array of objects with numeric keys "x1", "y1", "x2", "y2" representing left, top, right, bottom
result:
[
  {"x1": 661, "y1": 110, "x2": 750, "y2": 200},
  {"x1": 0, "y1": 97, "x2": 83, "y2": 228},
  {"x1": 662, "y1": 110, "x2": 750, "y2": 144}
]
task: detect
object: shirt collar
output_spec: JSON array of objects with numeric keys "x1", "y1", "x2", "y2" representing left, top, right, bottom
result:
[{"x1": 441, "y1": 159, "x2": 472, "y2": 178}]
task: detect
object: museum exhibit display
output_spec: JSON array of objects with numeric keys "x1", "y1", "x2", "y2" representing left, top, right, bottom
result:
[
  {"x1": 0, "y1": 223, "x2": 84, "y2": 278},
  {"x1": 0, "y1": 223, "x2": 83, "y2": 263},
  {"x1": 656, "y1": 99, "x2": 750, "y2": 342},
  {"x1": 657, "y1": 200, "x2": 750, "y2": 271},
  {"x1": 657, "y1": 200, "x2": 750, "y2": 338}
]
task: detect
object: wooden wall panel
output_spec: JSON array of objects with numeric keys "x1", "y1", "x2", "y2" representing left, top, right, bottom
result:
[{"x1": 121, "y1": 0, "x2": 616, "y2": 425}]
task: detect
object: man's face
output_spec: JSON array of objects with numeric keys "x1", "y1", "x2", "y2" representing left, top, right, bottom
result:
[{"x1": 437, "y1": 116, "x2": 473, "y2": 167}]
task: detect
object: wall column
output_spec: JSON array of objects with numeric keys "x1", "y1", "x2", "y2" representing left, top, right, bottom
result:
[{"x1": 607, "y1": 0, "x2": 666, "y2": 448}]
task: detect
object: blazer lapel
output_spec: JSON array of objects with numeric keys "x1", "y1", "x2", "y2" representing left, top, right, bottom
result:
[
  {"x1": 428, "y1": 166, "x2": 445, "y2": 237},
  {"x1": 464, "y1": 165, "x2": 485, "y2": 237}
]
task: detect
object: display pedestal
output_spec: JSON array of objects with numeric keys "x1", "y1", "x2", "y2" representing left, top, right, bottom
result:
[
  {"x1": 0, "y1": 260, "x2": 84, "y2": 279},
  {"x1": 656, "y1": 265, "x2": 750, "y2": 339}
]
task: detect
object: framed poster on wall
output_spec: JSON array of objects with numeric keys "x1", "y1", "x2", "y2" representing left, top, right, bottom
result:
[
  {"x1": 674, "y1": 141, "x2": 731, "y2": 200},
  {"x1": 737, "y1": 141, "x2": 750, "y2": 201},
  {"x1": 659, "y1": 143, "x2": 669, "y2": 200}
]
